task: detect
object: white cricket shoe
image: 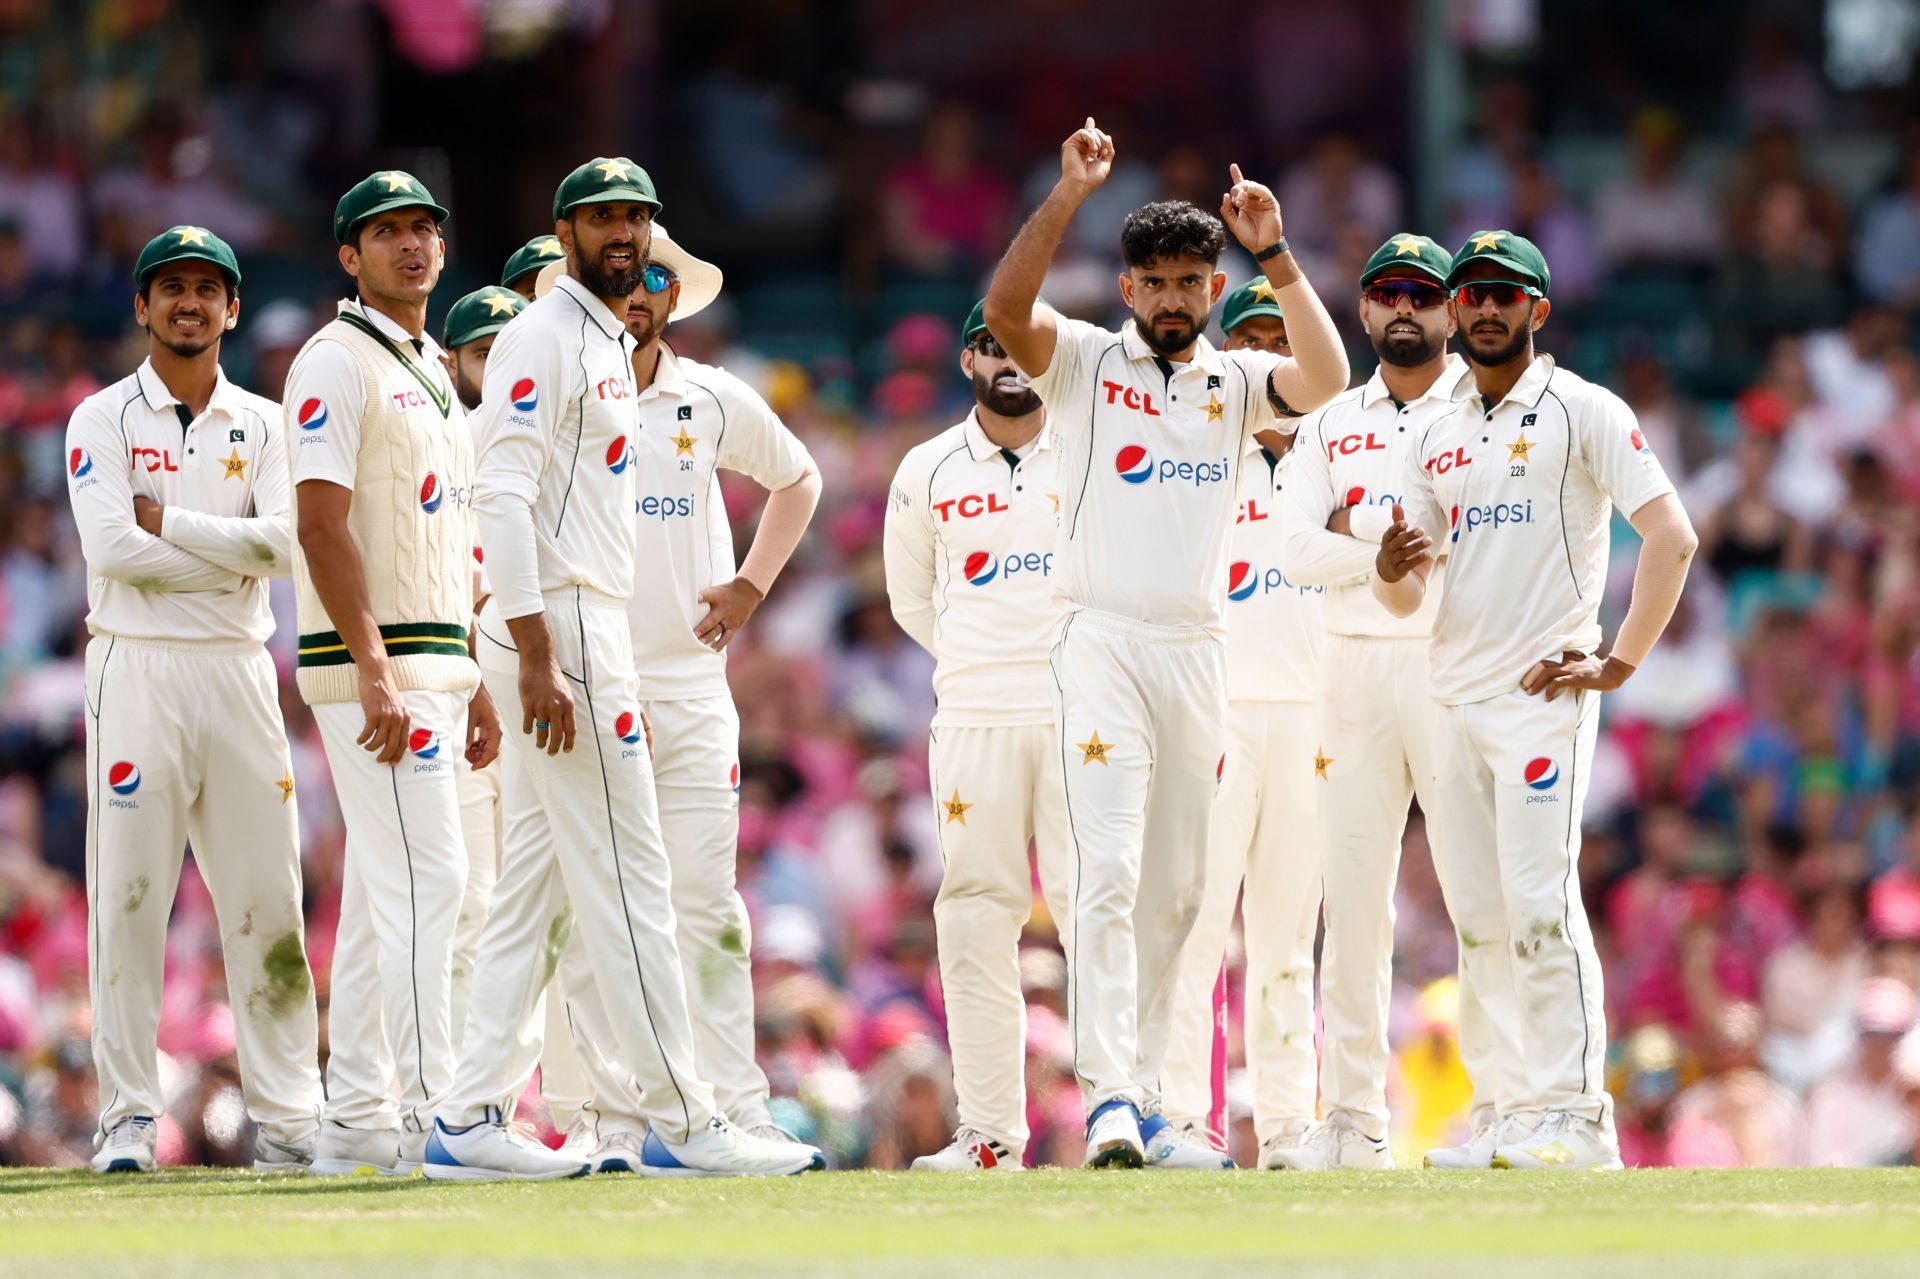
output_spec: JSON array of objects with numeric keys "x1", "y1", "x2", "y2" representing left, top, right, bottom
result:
[
  {"x1": 390, "y1": 1128, "x2": 430, "y2": 1176},
  {"x1": 749, "y1": 1122, "x2": 829, "y2": 1171},
  {"x1": 1263, "y1": 1114, "x2": 1393, "y2": 1170},
  {"x1": 1258, "y1": 1122, "x2": 1314, "y2": 1170},
  {"x1": 1491, "y1": 1111, "x2": 1622, "y2": 1171},
  {"x1": 308, "y1": 1120, "x2": 398, "y2": 1177},
  {"x1": 423, "y1": 1111, "x2": 589, "y2": 1182},
  {"x1": 1425, "y1": 1114, "x2": 1528, "y2": 1170},
  {"x1": 911, "y1": 1128, "x2": 1021, "y2": 1172},
  {"x1": 1142, "y1": 1118, "x2": 1233, "y2": 1170},
  {"x1": 638, "y1": 1115, "x2": 822, "y2": 1177},
  {"x1": 91, "y1": 1116, "x2": 157, "y2": 1173},
  {"x1": 588, "y1": 1126, "x2": 649, "y2": 1174},
  {"x1": 557, "y1": 1114, "x2": 597, "y2": 1164},
  {"x1": 1082, "y1": 1099, "x2": 1145, "y2": 1169},
  {"x1": 254, "y1": 1127, "x2": 316, "y2": 1173}
]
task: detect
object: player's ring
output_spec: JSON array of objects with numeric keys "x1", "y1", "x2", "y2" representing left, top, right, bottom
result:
[{"x1": 534, "y1": 721, "x2": 551, "y2": 730}]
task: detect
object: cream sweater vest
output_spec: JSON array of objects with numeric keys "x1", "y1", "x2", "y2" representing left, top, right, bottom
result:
[{"x1": 288, "y1": 314, "x2": 478, "y2": 704}]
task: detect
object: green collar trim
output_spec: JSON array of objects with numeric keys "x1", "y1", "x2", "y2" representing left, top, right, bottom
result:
[{"x1": 338, "y1": 311, "x2": 451, "y2": 418}]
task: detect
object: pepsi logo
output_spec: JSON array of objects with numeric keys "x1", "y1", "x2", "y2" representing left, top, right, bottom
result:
[
  {"x1": 1216, "y1": 754, "x2": 1225, "y2": 782},
  {"x1": 963, "y1": 551, "x2": 998, "y2": 586},
  {"x1": 1630, "y1": 427, "x2": 1651, "y2": 454},
  {"x1": 616, "y1": 711, "x2": 643, "y2": 745},
  {"x1": 69, "y1": 447, "x2": 93, "y2": 478},
  {"x1": 108, "y1": 761, "x2": 141, "y2": 795},
  {"x1": 409, "y1": 729, "x2": 441, "y2": 759},
  {"x1": 420, "y1": 473, "x2": 442, "y2": 514},
  {"x1": 472, "y1": 546, "x2": 484, "y2": 563},
  {"x1": 1345, "y1": 486, "x2": 1368, "y2": 507},
  {"x1": 1227, "y1": 561, "x2": 1257, "y2": 601},
  {"x1": 606, "y1": 435, "x2": 631, "y2": 474},
  {"x1": 510, "y1": 378, "x2": 538, "y2": 412},
  {"x1": 729, "y1": 762, "x2": 740, "y2": 794},
  {"x1": 297, "y1": 398, "x2": 329, "y2": 431},
  {"x1": 1524, "y1": 757, "x2": 1559, "y2": 790},
  {"x1": 1449, "y1": 504, "x2": 1462, "y2": 542},
  {"x1": 1114, "y1": 445, "x2": 1153, "y2": 484}
]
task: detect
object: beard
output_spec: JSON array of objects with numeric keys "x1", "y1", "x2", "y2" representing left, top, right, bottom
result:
[
  {"x1": 455, "y1": 371, "x2": 484, "y2": 411},
  {"x1": 973, "y1": 367, "x2": 1041, "y2": 418},
  {"x1": 148, "y1": 318, "x2": 218, "y2": 359},
  {"x1": 625, "y1": 306, "x2": 669, "y2": 349},
  {"x1": 1373, "y1": 321, "x2": 1444, "y2": 369},
  {"x1": 1463, "y1": 310, "x2": 1534, "y2": 367},
  {"x1": 576, "y1": 244, "x2": 644, "y2": 298},
  {"x1": 1135, "y1": 308, "x2": 1207, "y2": 357}
]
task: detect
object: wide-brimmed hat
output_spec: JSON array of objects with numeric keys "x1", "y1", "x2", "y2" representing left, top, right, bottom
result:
[{"x1": 644, "y1": 223, "x2": 722, "y2": 321}]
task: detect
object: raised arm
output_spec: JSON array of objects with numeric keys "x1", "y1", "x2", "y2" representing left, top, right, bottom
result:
[
  {"x1": 983, "y1": 117, "x2": 1112, "y2": 380},
  {"x1": 66, "y1": 400, "x2": 241, "y2": 593},
  {"x1": 1219, "y1": 164, "x2": 1349, "y2": 417}
]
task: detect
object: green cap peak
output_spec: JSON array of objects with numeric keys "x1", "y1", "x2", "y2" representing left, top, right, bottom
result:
[
  {"x1": 551, "y1": 157, "x2": 661, "y2": 222},
  {"x1": 134, "y1": 224, "x2": 241, "y2": 289},
  {"x1": 333, "y1": 170, "x2": 449, "y2": 246}
]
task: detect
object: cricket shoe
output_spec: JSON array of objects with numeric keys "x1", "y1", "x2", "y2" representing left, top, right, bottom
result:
[
  {"x1": 1425, "y1": 1114, "x2": 1530, "y2": 1170},
  {"x1": 1490, "y1": 1111, "x2": 1622, "y2": 1171},
  {"x1": 749, "y1": 1122, "x2": 829, "y2": 1171},
  {"x1": 638, "y1": 1115, "x2": 822, "y2": 1177},
  {"x1": 91, "y1": 1116, "x2": 157, "y2": 1173},
  {"x1": 911, "y1": 1128, "x2": 1021, "y2": 1172},
  {"x1": 1258, "y1": 1121, "x2": 1314, "y2": 1171},
  {"x1": 254, "y1": 1127, "x2": 316, "y2": 1173},
  {"x1": 588, "y1": 1124, "x2": 649, "y2": 1174},
  {"x1": 423, "y1": 1109, "x2": 589, "y2": 1182},
  {"x1": 1141, "y1": 1116, "x2": 1233, "y2": 1170},
  {"x1": 390, "y1": 1128, "x2": 430, "y2": 1176},
  {"x1": 308, "y1": 1120, "x2": 398, "y2": 1177},
  {"x1": 1082, "y1": 1099, "x2": 1145, "y2": 1169},
  {"x1": 1263, "y1": 1114, "x2": 1392, "y2": 1170}
]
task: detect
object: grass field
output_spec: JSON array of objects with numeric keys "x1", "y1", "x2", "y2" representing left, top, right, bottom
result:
[{"x1": 6, "y1": 1167, "x2": 1920, "y2": 1278}]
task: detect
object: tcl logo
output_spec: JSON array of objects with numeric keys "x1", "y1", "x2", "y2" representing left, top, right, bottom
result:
[
  {"x1": 933, "y1": 493, "x2": 1008, "y2": 522},
  {"x1": 391, "y1": 389, "x2": 433, "y2": 411},
  {"x1": 596, "y1": 376, "x2": 634, "y2": 400},
  {"x1": 130, "y1": 447, "x2": 180, "y2": 473},
  {"x1": 1237, "y1": 498, "x2": 1270, "y2": 525},
  {"x1": 1425, "y1": 447, "x2": 1472, "y2": 475},
  {"x1": 1326, "y1": 432, "x2": 1388, "y2": 460},
  {"x1": 1100, "y1": 381, "x2": 1162, "y2": 416}
]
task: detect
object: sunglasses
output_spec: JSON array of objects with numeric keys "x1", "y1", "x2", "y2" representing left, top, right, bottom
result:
[
  {"x1": 1363, "y1": 278, "x2": 1446, "y2": 309},
  {"x1": 641, "y1": 263, "x2": 677, "y2": 294},
  {"x1": 970, "y1": 336, "x2": 1009, "y2": 359},
  {"x1": 1451, "y1": 280, "x2": 1543, "y2": 308}
]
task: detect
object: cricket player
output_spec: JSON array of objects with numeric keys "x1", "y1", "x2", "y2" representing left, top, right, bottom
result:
[
  {"x1": 502, "y1": 235, "x2": 566, "y2": 301},
  {"x1": 540, "y1": 224, "x2": 823, "y2": 1170},
  {"x1": 1373, "y1": 231, "x2": 1697, "y2": 1170},
  {"x1": 286, "y1": 172, "x2": 501, "y2": 1176},
  {"x1": 883, "y1": 300, "x2": 1071, "y2": 1172},
  {"x1": 983, "y1": 119, "x2": 1348, "y2": 1167},
  {"x1": 441, "y1": 285, "x2": 528, "y2": 1040},
  {"x1": 1271, "y1": 234, "x2": 1525, "y2": 1170},
  {"x1": 427, "y1": 158, "x2": 820, "y2": 1180},
  {"x1": 67, "y1": 226, "x2": 323, "y2": 1174},
  {"x1": 1161, "y1": 277, "x2": 1322, "y2": 1170}
]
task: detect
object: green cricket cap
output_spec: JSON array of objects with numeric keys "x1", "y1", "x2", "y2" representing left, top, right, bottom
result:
[
  {"x1": 1359, "y1": 233, "x2": 1452, "y2": 287},
  {"x1": 333, "y1": 170, "x2": 449, "y2": 246},
  {"x1": 133, "y1": 225, "x2": 241, "y2": 288},
  {"x1": 551, "y1": 157, "x2": 661, "y2": 222},
  {"x1": 443, "y1": 286, "x2": 527, "y2": 350},
  {"x1": 1446, "y1": 229, "x2": 1551, "y2": 295},
  {"x1": 1221, "y1": 277, "x2": 1287, "y2": 334},
  {"x1": 501, "y1": 235, "x2": 566, "y2": 290}
]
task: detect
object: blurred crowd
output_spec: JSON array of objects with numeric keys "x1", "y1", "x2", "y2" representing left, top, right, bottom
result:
[{"x1": 3, "y1": 0, "x2": 1920, "y2": 1170}]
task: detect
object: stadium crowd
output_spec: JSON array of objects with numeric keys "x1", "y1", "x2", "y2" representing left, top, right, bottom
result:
[{"x1": 2, "y1": 0, "x2": 1920, "y2": 1169}]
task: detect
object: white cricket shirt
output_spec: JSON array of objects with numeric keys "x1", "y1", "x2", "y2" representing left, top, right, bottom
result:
[
  {"x1": 471, "y1": 274, "x2": 639, "y2": 618},
  {"x1": 65, "y1": 359, "x2": 288, "y2": 644},
  {"x1": 1225, "y1": 440, "x2": 1322, "y2": 704},
  {"x1": 628, "y1": 344, "x2": 814, "y2": 701},
  {"x1": 884, "y1": 410, "x2": 1062, "y2": 726},
  {"x1": 1399, "y1": 355, "x2": 1676, "y2": 706},
  {"x1": 1025, "y1": 317, "x2": 1281, "y2": 632},
  {"x1": 1277, "y1": 357, "x2": 1468, "y2": 638}
]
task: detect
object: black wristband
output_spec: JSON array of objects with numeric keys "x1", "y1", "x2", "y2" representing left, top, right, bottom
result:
[{"x1": 1253, "y1": 237, "x2": 1290, "y2": 262}]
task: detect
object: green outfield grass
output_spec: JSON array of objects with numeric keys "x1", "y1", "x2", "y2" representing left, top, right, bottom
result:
[{"x1": 4, "y1": 1166, "x2": 1920, "y2": 1278}]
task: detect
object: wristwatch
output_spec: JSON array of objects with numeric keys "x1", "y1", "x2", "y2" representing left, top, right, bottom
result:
[{"x1": 1253, "y1": 237, "x2": 1290, "y2": 262}]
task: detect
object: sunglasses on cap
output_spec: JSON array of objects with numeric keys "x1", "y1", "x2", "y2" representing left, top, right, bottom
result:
[
  {"x1": 1451, "y1": 280, "x2": 1544, "y2": 308},
  {"x1": 641, "y1": 263, "x2": 677, "y2": 294},
  {"x1": 1363, "y1": 278, "x2": 1446, "y2": 310}
]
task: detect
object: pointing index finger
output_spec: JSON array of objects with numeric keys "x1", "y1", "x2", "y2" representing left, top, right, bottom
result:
[{"x1": 1229, "y1": 162, "x2": 1244, "y2": 185}]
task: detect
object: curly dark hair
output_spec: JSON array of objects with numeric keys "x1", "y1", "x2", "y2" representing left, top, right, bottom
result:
[{"x1": 1119, "y1": 200, "x2": 1227, "y2": 269}]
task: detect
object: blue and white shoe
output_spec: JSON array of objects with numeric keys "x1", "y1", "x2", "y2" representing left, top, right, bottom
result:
[
  {"x1": 1141, "y1": 1115, "x2": 1233, "y2": 1170},
  {"x1": 639, "y1": 1115, "x2": 822, "y2": 1177},
  {"x1": 422, "y1": 1109, "x2": 589, "y2": 1182},
  {"x1": 588, "y1": 1127, "x2": 647, "y2": 1174},
  {"x1": 91, "y1": 1116, "x2": 157, "y2": 1173},
  {"x1": 1083, "y1": 1099, "x2": 1145, "y2": 1169},
  {"x1": 748, "y1": 1122, "x2": 829, "y2": 1172}
]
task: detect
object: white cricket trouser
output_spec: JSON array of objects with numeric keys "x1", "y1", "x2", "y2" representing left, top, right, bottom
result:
[
  {"x1": 927, "y1": 722, "x2": 1071, "y2": 1153},
  {"x1": 443, "y1": 588, "x2": 717, "y2": 1142},
  {"x1": 450, "y1": 737, "x2": 502, "y2": 1044},
  {"x1": 1316, "y1": 633, "x2": 1521, "y2": 1140},
  {"x1": 1430, "y1": 687, "x2": 1608, "y2": 1125},
  {"x1": 539, "y1": 695, "x2": 769, "y2": 1130},
  {"x1": 314, "y1": 686, "x2": 469, "y2": 1134},
  {"x1": 83, "y1": 636, "x2": 322, "y2": 1145},
  {"x1": 1049, "y1": 609, "x2": 1225, "y2": 1115},
  {"x1": 1164, "y1": 699, "x2": 1320, "y2": 1147}
]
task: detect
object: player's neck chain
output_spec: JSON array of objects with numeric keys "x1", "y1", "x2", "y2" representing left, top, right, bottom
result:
[{"x1": 338, "y1": 310, "x2": 451, "y2": 418}]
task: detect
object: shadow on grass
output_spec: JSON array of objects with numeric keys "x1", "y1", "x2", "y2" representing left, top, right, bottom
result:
[{"x1": 0, "y1": 1168, "x2": 440, "y2": 1198}]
